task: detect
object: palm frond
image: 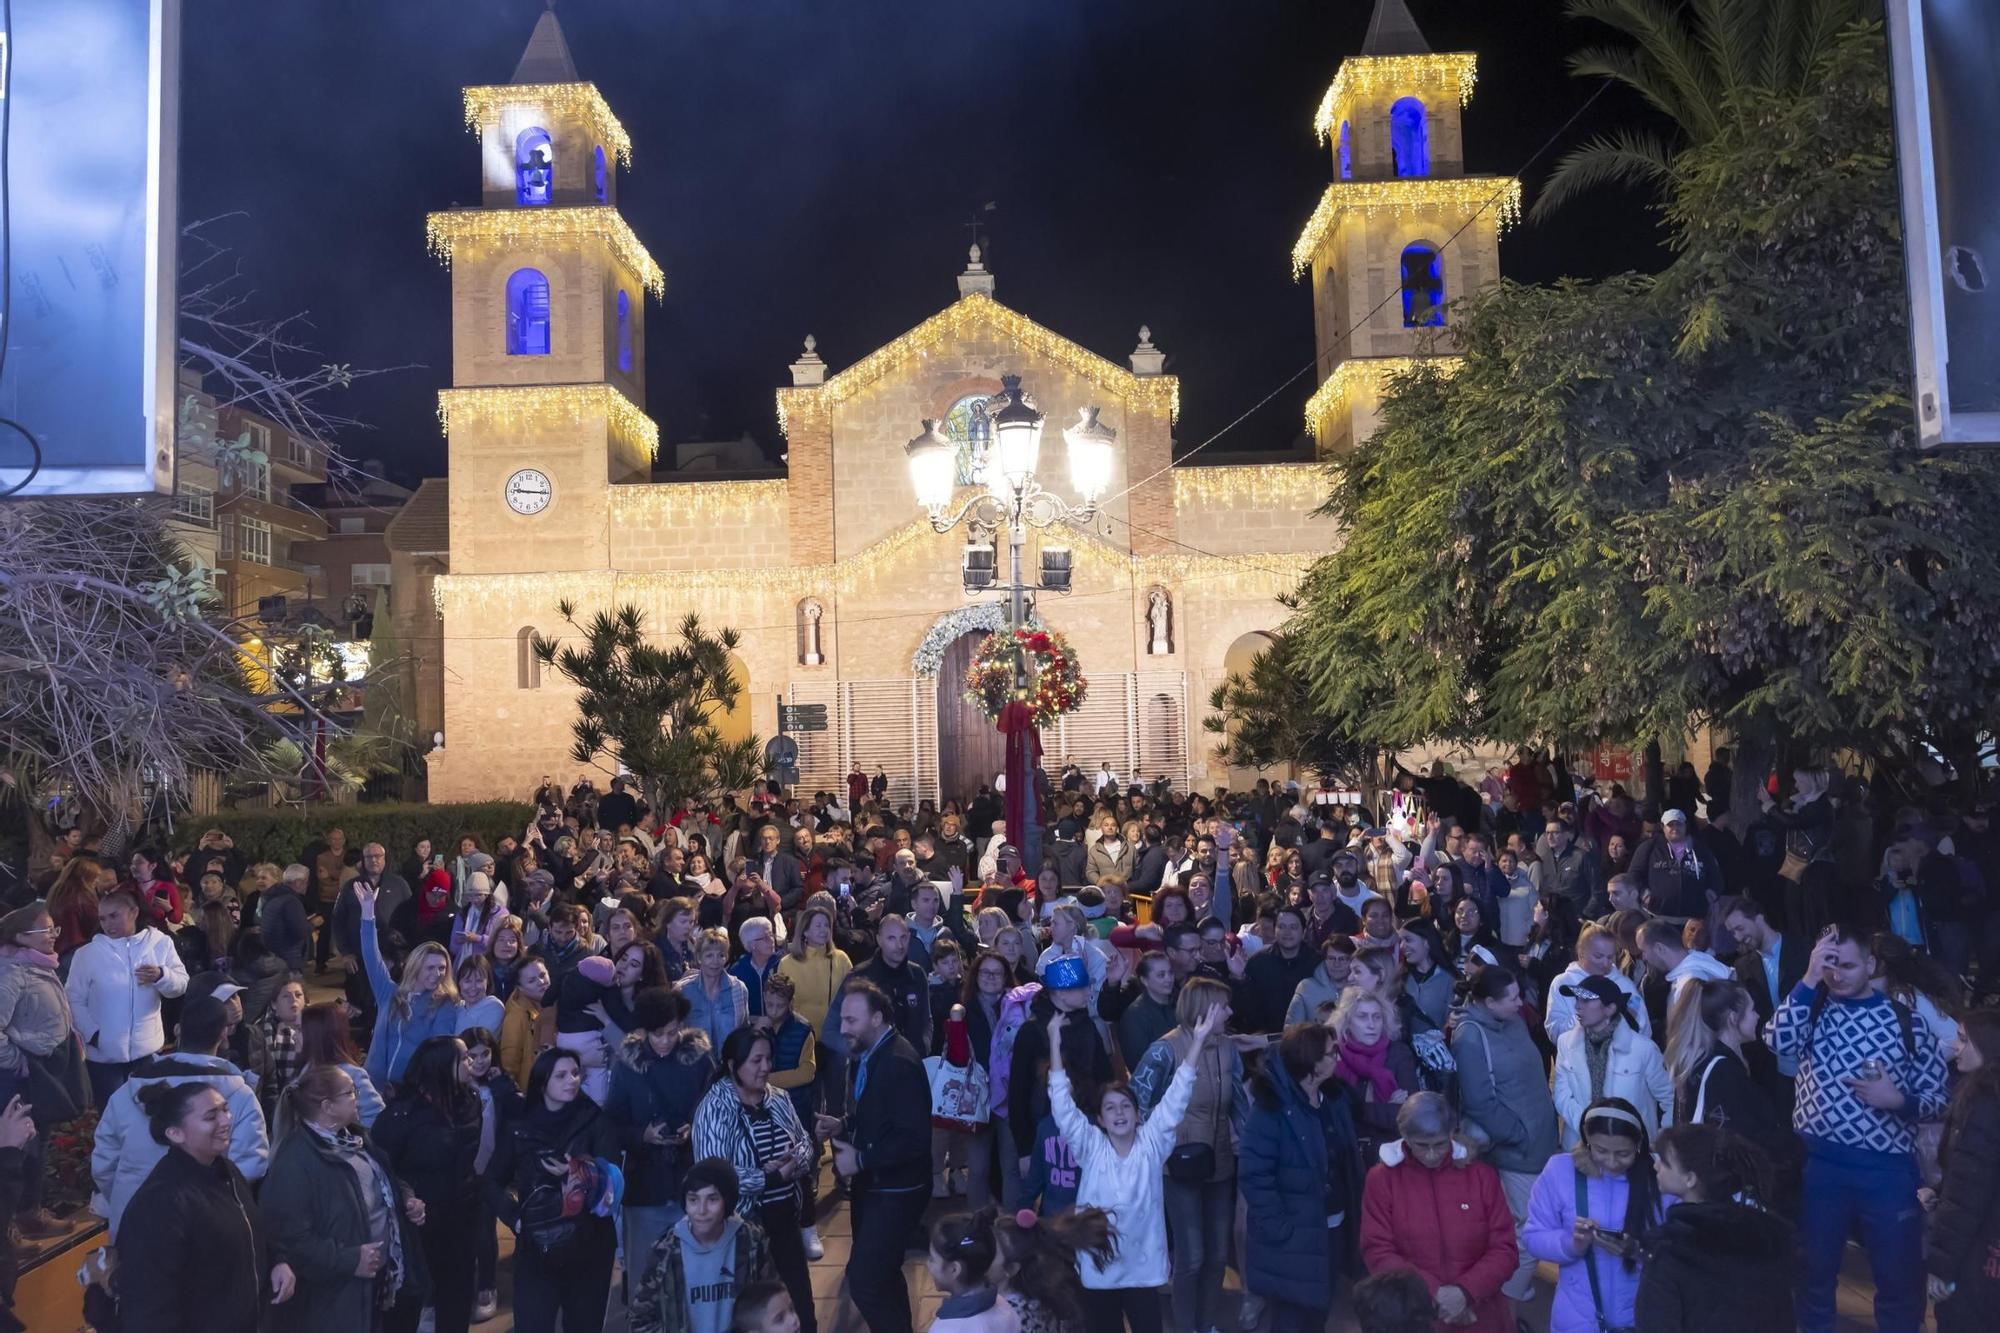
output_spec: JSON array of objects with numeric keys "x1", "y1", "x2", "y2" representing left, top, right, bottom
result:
[
  {"x1": 1529, "y1": 130, "x2": 1678, "y2": 220},
  {"x1": 1565, "y1": 0, "x2": 1725, "y2": 138}
]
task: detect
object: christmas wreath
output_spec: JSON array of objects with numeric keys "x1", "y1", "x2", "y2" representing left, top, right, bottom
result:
[{"x1": 964, "y1": 627, "x2": 1087, "y2": 728}]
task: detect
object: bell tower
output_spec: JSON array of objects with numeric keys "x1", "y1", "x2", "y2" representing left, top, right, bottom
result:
[
  {"x1": 1295, "y1": 0, "x2": 1517, "y2": 455},
  {"x1": 427, "y1": 5, "x2": 661, "y2": 576}
]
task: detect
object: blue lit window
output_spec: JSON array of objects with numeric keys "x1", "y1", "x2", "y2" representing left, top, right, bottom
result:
[
  {"x1": 594, "y1": 145, "x2": 608, "y2": 202},
  {"x1": 1401, "y1": 244, "x2": 1444, "y2": 327},
  {"x1": 506, "y1": 268, "x2": 552, "y2": 355},
  {"x1": 1390, "y1": 98, "x2": 1429, "y2": 177},
  {"x1": 515, "y1": 127, "x2": 554, "y2": 205},
  {"x1": 1338, "y1": 121, "x2": 1353, "y2": 180},
  {"x1": 616, "y1": 290, "x2": 632, "y2": 373}
]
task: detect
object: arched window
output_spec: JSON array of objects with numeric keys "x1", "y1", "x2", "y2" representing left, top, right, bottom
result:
[
  {"x1": 506, "y1": 269, "x2": 552, "y2": 356},
  {"x1": 940, "y1": 392, "x2": 994, "y2": 486},
  {"x1": 515, "y1": 127, "x2": 554, "y2": 205},
  {"x1": 1338, "y1": 121, "x2": 1353, "y2": 180},
  {"x1": 517, "y1": 627, "x2": 542, "y2": 690},
  {"x1": 616, "y1": 290, "x2": 632, "y2": 374},
  {"x1": 1390, "y1": 97, "x2": 1429, "y2": 177},
  {"x1": 593, "y1": 145, "x2": 608, "y2": 203},
  {"x1": 1401, "y1": 243, "x2": 1445, "y2": 327}
]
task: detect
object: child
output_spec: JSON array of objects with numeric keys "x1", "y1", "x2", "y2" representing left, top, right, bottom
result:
[
  {"x1": 1638, "y1": 1124, "x2": 1795, "y2": 1332},
  {"x1": 926, "y1": 1211, "x2": 1018, "y2": 1332},
  {"x1": 460, "y1": 1025, "x2": 521, "y2": 1322},
  {"x1": 990, "y1": 1206, "x2": 1114, "y2": 1333},
  {"x1": 730, "y1": 1279, "x2": 802, "y2": 1333},
  {"x1": 253, "y1": 979, "x2": 305, "y2": 1118},
  {"x1": 928, "y1": 938, "x2": 965, "y2": 1055},
  {"x1": 629, "y1": 1157, "x2": 774, "y2": 1333},
  {"x1": 1351, "y1": 1269, "x2": 1437, "y2": 1333}
]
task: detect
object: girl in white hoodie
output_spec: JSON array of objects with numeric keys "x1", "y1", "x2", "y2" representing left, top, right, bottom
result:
[
  {"x1": 1046, "y1": 999, "x2": 1222, "y2": 1332},
  {"x1": 65, "y1": 889, "x2": 188, "y2": 1105}
]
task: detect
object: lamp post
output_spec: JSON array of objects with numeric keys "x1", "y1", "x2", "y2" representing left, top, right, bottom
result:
[{"x1": 905, "y1": 374, "x2": 1115, "y2": 653}]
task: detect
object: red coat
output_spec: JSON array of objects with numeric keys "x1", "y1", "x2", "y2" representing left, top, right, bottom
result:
[{"x1": 1360, "y1": 1140, "x2": 1520, "y2": 1333}]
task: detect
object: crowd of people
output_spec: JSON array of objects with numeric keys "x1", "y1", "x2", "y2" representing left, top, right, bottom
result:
[{"x1": 0, "y1": 749, "x2": 1994, "y2": 1333}]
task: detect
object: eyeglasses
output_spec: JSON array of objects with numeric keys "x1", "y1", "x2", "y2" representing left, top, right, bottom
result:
[{"x1": 18, "y1": 926, "x2": 55, "y2": 937}]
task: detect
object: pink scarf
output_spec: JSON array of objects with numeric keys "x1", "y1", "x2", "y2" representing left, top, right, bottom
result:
[
  {"x1": 1335, "y1": 1033, "x2": 1400, "y2": 1103},
  {"x1": 0, "y1": 942, "x2": 57, "y2": 970}
]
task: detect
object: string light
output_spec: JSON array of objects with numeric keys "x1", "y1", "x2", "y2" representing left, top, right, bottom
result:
[
  {"x1": 433, "y1": 511, "x2": 1306, "y2": 617},
  {"x1": 772, "y1": 292, "x2": 1179, "y2": 434},
  {"x1": 1303, "y1": 356, "x2": 1464, "y2": 437},
  {"x1": 426, "y1": 206, "x2": 665, "y2": 298},
  {"x1": 462, "y1": 84, "x2": 634, "y2": 167},
  {"x1": 1291, "y1": 177, "x2": 1521, "y2": 278},
  {"x1": 437, "y1": 384, "x2": 660, "y2": 460},
  {"x1": 1173, "y1": 463, "x2": 1331, "y2": 509},
  {"x1": 609, "y1": 479, "x2": 787, "y2": 525},
  {"x1": 1313, "y1": 53, "x2": 1479, "y2": 145}
]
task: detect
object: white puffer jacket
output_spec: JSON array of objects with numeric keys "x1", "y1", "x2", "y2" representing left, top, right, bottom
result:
[{"x1": 64, "y1": 928, "x2": 188, "y2": 1063}]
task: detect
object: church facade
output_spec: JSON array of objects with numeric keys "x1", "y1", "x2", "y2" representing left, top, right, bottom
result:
[{"x1": 422, "y1": 4, "x2": 1504, "y2": 806}]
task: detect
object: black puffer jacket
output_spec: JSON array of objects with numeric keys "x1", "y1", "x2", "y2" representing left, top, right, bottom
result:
[
  {"x1": 374, "y1": 1093, "x2": 485, "y2": 1217},
  {"x1": 1928, "y1": 1077, "x2": 2000, "y2": 1311},
  {"x1": 1634, "y1": 1200, "x2": 1794, "y2": 1333},
  {"x1": 116, "y1": 1146, "x2": 270, "y2": 1333}
]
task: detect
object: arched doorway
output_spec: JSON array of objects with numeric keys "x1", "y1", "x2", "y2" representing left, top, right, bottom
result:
[
  {"x1": 713, "y1": 652, "x2": 753, "y2": 748},
  {"x1": 1219, "y1": 631, "x2": 1285, "y2": 789},
  {"x1": 937, "y1": 632, "x2": 1008, "y2": 806}
]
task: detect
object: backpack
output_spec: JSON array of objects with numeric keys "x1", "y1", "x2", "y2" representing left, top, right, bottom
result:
[{"x1": 987, "y1": 983, "x2": 1042, "y2": 1110}]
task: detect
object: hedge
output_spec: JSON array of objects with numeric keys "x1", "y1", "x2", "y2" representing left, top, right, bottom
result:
[{"x1": 188, "y1": 802, "x2": 536, "y2": 868}]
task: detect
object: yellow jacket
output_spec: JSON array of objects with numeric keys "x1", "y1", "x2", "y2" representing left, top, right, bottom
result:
[
  {"x1": 777, "y1": 944, "x2": 851, "y2": 1035},
  {"x1": 499, "y1": 989, "x2": 543, "y2": 1089}
]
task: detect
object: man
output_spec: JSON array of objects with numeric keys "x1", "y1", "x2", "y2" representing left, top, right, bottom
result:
[
  {"x1": 65, "y1": 888, "x2": 189, "y2": 1104},
  {"x1": 1327, "y1": 850, "x2": 1380, "y2": 935},
  {"x1": 1093, "y1": 760, "x2": 1118, "y2": 795},
  {"x1": 1772, "y1": 925, "x2": 1949, "y2": 1333},
  {"x1": 1302, "y1": 872, "x2": 1344, "y2": 951},
  {"x1": 1628, "y1": 809, "x2": 1725, "y2": 924},
  {"x1": 846, "y1": 915, "x2": 930, "y2": 1052},
  {"x1": 1534, "y1": 820, "x2": 1597, "y2": 916},
  {"x1": 1595, "y1": 872, "x2": 1649, "y2": 926},
  {"x1": 259, "y1": 864, "x2": 313, "y2": 977},
  {"x1": 870, "y1": 767, "x2": 889, "y2": 802},
  {"x1": 1455, "y1": 834, "x2": 1507, "y2": 916},
  {"x1": 820, "y1": 983, "x2": 929, "y2": 1333},
  {"x1": 646, "y1": 843, "x2": 692, "y2": 903},
  {"x1": 192, "y1": 828, "x2": 246, "y2": 893},
  {"x1": 1128, "y1": 825, "x2": 1170, "y2": 896},
  {"x1": 597, "y1": 776, "x2": 640, "y2": 835},
  {"x1": 1298, "y1": 820, "x2": 1343, "y2": 885},
  {"x1": 1703, "y1": 746, "x2": 1734, "y2": 820},
  {"x1": 90, "y1": 994, "x2": 271, "y2": 1239},
  {"x1": 309, "y1": 826, "x2": 357, "y2": 972},
  {"x1": 1634, "y1": 917, "x2": 1732, "y2": 1034},
  {"x1": 879, "y1": 849, "x2": 927, "y2": 920},
  {"x1": 846, "y1": 764, "x2": 868, "y2": 813},
  {"x1": 1242, "y1": 906, "x2": 1318, "y2": 1033},
  {"x1": 334, "y1": 842, "x2": 409, "y2": 1022},
  {"x1": 747, "y1": 824, "x2": 803, "y2": 911},
  {"x1": 1721, "y1": 895, "x2": 1807, "y2": 1025}
]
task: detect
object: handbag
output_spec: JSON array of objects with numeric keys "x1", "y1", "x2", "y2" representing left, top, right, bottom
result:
[
  {"x1": 1777, "y1": 849, "x2": 1810, "y2": 883},
  {"x1": 924, "y1": 1053, "x2": 990, "y2": 1134},
  {"x1": 1575, "y1": 1168, "x2": 1635, "y2": 1333},
  {"x1": 1165, "y1": 1141, "x2": 1217, "y2": 1183}
]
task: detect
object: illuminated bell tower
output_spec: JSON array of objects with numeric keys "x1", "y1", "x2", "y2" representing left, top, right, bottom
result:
[
  {"x1": 426, "y1": 6, "x2": 662, "y2": 576},
  {"x1": 1296, "y1": 0, "x2": 1517, "y2": 456}
]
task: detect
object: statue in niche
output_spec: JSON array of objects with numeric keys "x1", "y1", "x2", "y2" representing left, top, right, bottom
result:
[
  {"x1": 801, "y1": 599, "x2": 824, "y2": 665},
  {"x1": 1147, "y1": 588, "x2": 1172, "y2": 656}
]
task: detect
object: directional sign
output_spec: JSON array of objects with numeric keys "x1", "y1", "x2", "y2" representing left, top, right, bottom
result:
[{"x1": 779, "y1": 705, "x2": 829, "y2": 732}]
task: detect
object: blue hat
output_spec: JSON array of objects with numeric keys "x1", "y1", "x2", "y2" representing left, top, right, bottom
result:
[{"x1": 1040, "y1": 954, "x2": 1090, "y2": 991}]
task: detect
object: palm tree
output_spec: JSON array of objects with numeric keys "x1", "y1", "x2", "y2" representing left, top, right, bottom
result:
[{"x1": 1533, "y1": 0, "x2": 1868, "y2": 219}]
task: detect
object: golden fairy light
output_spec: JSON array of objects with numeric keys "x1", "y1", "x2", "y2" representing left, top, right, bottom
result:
[
  {"x1": 426, "y1": 206, "x2": 665, "y2": 298},
  {"x1": 1291, "y1": 178, "x2": 1521, "y2": 278},
  {"x1": 1304, "y1": 355, "x2": 1464, "y2": 437},
  {"x1": 1313, "y1": 53, "x2": 1479, "y2": 145},
  {"x1": 462, "y1": 83, "x2": 634, "y2": 167},
  {"x1": 437, "y1": 384, "x2": 660, "y2": 459},
  {"x1": 1173, "y1": 463, "x2": 1332, "y2": 509}
]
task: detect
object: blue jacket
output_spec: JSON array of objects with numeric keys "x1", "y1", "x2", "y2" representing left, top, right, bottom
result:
[
  {"x1": 728, "y1": 952, "x2": 781, "y2": 1016},
  {"x1": 361, "y1": 916, "x2": 463, "y2": 1087},
  {"x1": 1238, "y1": 1053, "x2": 1362, "y2": 1309},
  {"x1": 604, "y1": 1028, "x2": 716, "y2": 1207}
]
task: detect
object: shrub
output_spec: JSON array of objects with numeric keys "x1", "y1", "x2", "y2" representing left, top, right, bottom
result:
[{"x1": 188, "y1": 802, "x2": 535, "y2": 868}]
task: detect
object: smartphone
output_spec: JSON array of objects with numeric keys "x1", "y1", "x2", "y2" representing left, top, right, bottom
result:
[{"x1": 1215, "y1": 823, "x2": 1235, "y2": 851}]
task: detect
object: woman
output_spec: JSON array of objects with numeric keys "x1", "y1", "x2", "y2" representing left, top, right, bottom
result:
[
  {"x1": 1358, "y1": 1092, "x2": 1519, "y2": 1333},
  {"x1": 1662, "y1": 979, "x2": 1798, "y2": 1198},
  {"x1": 994, "y1": 924, "x2": 1036, "y2": 985},
  {"x1": 1449, "y1": 966, "x2": 1559, "y2": 1309},
  {"x1": 606, "y1": 987, "x2": 715, "y2": 1294},
  {"x1": 489, "y1": 1050, "x2": 621, "y2": 1333},
  {"x1": 181, "y1": 899, "x2": 241, "y2": 977},
  {"x1": 116, "y1": 1082, "x2": 295, "y2": 1332},
  {"x1": 301, "y1": 1000, "x2": 385, "y2": 1126},
  {"x1": 498, "y1": 957, "x2": 551, "y2": 1089},
  {"x1": 677, "y1": 927, "x2": 749, "y2": 1051},
  {"x1": 1926, "y1": 1009, "x2": 2000, "y2": 1331},
  {"x1": 1129, "y1": 977, "x2": 1244, "y2": 1333},
  {"x1": 690, "y1": 1026, "x2": 818, "y2": 1333},
  {"x1": 1049, "y1": 1000, "x2": 1222, "y2": 1332},
  {"x1": 455, "y1": 953, "x2": 506, "y2": 1035},
  {"x1": 1550, "y1": 975, "x2": 1673, "y2": 1148},
  {"x1": 43, "y1": 857, "x2": 101, "y2": 966},
  {"x1": 120, "y1": 846, "x2": 184, "y2": 928},
  {"x1": 959, "y1": 949, "x2": 1012, "y2": 1208},
  {"x1": 775, "y1": 905, "x2": 851, "y2": 1051},
  {"x1": 1443, "y1": 898, "x2": 1501, "y2": 976},
  {"x1": 374, "y1": 1036, "x2": 484, "y2": 1333},
  {"x1": 1545, "y1": 923, "x2": 1649, "y2": 1041},
  {"x1": 0, "y1": 901, "x2": 75, "y2": 1238},
  {"x1": 262, "y1": 1064, "x2": 430, "y2": 1332},
  {"x1": 1240, "y1": 1022, "x2": 1364, "y2": 1333},
  {"x1": 450, "y1": 871, "x2": 505, "y2": 967},
  {"x1": 488, "y1": 916, "x2": 528, "y2": 1001},
  {"x1": 1398, "y1": 922, "x2": 1454, "y2": 1034},
  {"x1": 358, "y1": 886, "x2": 463, "y2": 1088},
  {"x1": 1086, "y1": 815, "x2": 1135, "y2": 885},
  {"x1": 1523, "y1": 1098, "x2": 1670, "y2": 1333},
  {"x1": 1331, "y1": 985, "x2": 1420, "y2": 1158},
  {"x1": 1639, "y1": 1123, "x2": 1794, "y2": 1332},
  {"x1": 1522, "y1": 892, "x2": 1581, "y2": 1008}
]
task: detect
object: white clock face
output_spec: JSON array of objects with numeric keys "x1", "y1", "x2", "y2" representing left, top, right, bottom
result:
[{"x1": 504, "y1": 468, "x2": 553, "y2": 516}]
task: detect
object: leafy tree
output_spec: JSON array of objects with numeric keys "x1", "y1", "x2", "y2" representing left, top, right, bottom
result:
[
  {"x1": 1288, "y1": 27, "x2": 2000, "y2": 827},
  {"x1": 533, "y1": 606, "x2": 763, "y2": 814},
  {"x1": 1534, "y1": 0, "x2": 1868, "y2": 218},
  {"x1": 1203, "y1": 631, "x2": 1381, "y2": 788}
]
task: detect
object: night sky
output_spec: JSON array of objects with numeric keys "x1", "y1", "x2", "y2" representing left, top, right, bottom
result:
[{"x1": 179, "y1": 0, "x2": 1671, "y2": 481}]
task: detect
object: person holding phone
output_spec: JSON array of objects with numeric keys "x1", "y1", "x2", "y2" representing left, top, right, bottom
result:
[
  {"x1": 605, "y1": 988, "x2": 715, "y2": 1295},
  {"x1": 1523, "y1": 1098, "x2": 1671, "y2": 1333}
]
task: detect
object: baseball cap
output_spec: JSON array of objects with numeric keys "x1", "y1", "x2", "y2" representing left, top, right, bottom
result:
[
  {"x1": 1308, "y1": 871, "x2": 1334, "y2": 889},
  {"x1": 1661, "y1": 809, "x2": 1688, "y2": 826},
  {"x1": 1040, "y1": 955, "x2": 1090, "y2": 992},
  {"x1": 1559, "y1": 974, "x2": 1628, "y2": 1007}
]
